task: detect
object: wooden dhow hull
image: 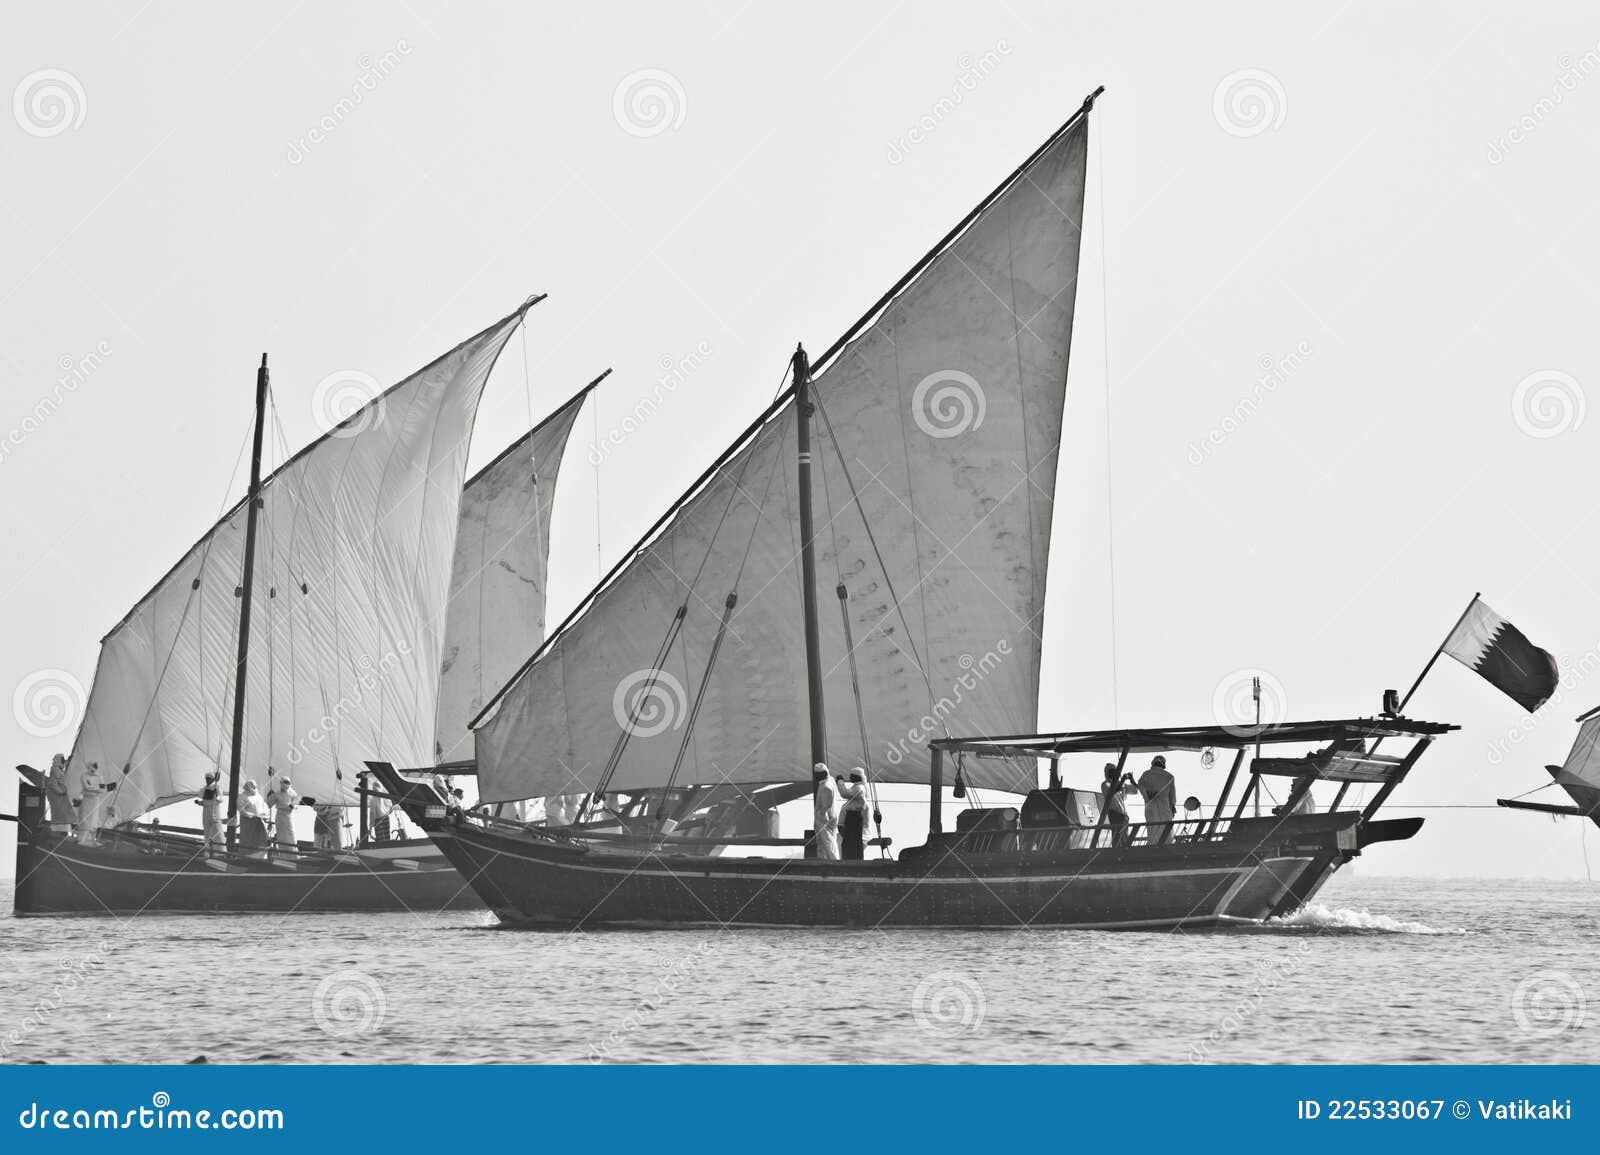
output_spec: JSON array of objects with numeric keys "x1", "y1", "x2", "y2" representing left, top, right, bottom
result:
[
  {"x1": 11, "y1": 772, "x2": 480, "y2": 916},
  {"x1": 376, "y1": 768, "x2": 1409, "y2": 930}
]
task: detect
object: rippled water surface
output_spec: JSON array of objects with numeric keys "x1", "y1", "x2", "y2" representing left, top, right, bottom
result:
[{"x1": 2, "y1": 876, "x2": 1596, "y2": 1064}]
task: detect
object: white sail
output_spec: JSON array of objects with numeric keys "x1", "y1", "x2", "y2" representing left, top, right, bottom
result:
[
  {"x1": 434, "y1": 386, "x2": 589, "y2": 764},
  {"x1": 67, "y1": 308, "x2": 529, "y2": 818},
  {"x1": 475, "y1": 116, "x2": 1089, "y2": 801},
  {"x1": 1552, "y1": 711, "x2": 1600, "y2": 815}
]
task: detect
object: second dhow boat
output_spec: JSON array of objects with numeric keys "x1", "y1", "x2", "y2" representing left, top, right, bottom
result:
[
  {"x1": 372, "y1": 88, "x2": 1460, "y2": 929},
  {"x1": 11, "y1": 299, "x2": 600, "y2": 915}
]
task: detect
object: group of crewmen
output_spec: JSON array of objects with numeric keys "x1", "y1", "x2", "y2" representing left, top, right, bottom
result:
[
  {"x1": 810, "y1": 762, "x2": 872, "y2": 860},
  {"x1": 42, "y1": 752, "x2": 344, "y2": 857},
  {"x1": 1099, "y1": 754, "x2": 1179, "y2": 845}
]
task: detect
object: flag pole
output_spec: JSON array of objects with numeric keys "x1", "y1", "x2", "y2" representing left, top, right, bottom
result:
[{"x1": 1396, "y1": 591, "x2": 1481, "y2": 714}]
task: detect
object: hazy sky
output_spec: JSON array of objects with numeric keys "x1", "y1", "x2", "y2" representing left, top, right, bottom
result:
[{"x1": 5, "y1": 2, "x2": 1600, "y2": 879}]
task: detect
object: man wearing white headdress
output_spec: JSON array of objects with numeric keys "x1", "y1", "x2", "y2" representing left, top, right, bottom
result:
[
  {"x1": 812, "y1": 762, "x2": 840, "y2": 861},
  {"x1": 45, "y1": 753, "x2": 73, "y2": 832},
  {"x1": 268, "y1": 774, "x2": 299, "y2": 850},
  {"x1": 837, "y1": 767, "x2": 870, "y2": 860},
  {"x1": 76, "y1": 761, "x2": 110, "y2": 846}
]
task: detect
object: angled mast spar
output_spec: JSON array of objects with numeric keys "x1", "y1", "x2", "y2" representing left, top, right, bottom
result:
[{"x1": 224, "y1": 353, "x2": 270, "y2": 848}]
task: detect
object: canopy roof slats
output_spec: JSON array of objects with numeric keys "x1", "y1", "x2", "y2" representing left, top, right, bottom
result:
[{"x1": 935, "y1": 716, "x2": 1457, "y2": 758}]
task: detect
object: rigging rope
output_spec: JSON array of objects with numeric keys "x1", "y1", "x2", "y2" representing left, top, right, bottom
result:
[{"x1": 1096, "y1": 117, "x2": 1119, "y2": 727}]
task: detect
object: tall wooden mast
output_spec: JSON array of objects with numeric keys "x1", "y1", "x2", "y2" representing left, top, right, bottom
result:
[
  {"x1": 792, "y1": 344, "x2": 828, "y2": 778},
  {"x1": 224, "y1": 353, "x2": 270, "y2": 847}
]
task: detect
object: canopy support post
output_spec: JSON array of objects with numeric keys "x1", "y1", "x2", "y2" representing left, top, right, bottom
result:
[
  {"x1": 1208, "y1": 747, "x2": 1247, "y2": 836},
  {"x1": 929, "y1": 745, "x2": 944, "y2": 835},
  {"x1": 224, "y1": 353, "x2": 269, "y2": 849}
]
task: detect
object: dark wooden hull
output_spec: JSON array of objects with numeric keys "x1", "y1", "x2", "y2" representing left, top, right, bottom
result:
[
  {"x1": 11, "y1": 774, "x2": 481, "y2": 916},
  {"x1": 406, "y1": 806, "x2": 1388, "y2": 930}
]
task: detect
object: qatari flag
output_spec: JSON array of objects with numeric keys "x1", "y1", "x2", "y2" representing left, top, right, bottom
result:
[{"x1": 1441, "y1": 597, "x2": 1559, "y2": 712}]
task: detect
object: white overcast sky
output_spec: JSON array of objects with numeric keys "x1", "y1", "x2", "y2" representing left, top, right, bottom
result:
[{"x1": 5, "y1": 2, "x2": 1600, "y2": 879}]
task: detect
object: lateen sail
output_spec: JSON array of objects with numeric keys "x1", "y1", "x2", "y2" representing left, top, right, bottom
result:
[
  {"x1": 434, "y1": 386, "x2": 589, "y2": 764},
  {"x1": 475, "y1": 117, "x2": 1089, "y2": 801},
  {"x1": 67, "y1": 307, "x2": 529, "y2": 818},
  {"x1": 1549, "y1": 711, "x2": 1600, "y2": 822}
]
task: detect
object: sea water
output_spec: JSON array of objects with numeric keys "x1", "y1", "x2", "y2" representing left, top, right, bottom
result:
[{"x1": 0, "y1": 875, "x2": 1595, "y2": 1064}]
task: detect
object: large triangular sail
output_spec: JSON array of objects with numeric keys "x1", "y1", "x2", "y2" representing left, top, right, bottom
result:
[
  {"x1": 434, "y1": 379, "x2": 595, "y2": 764},
  {"x1": 473, "y1": 105, "x2": 1092, "y2": 803},
  {"x1": 66, "y1": 304, "x2": 533, "y2": 819}
]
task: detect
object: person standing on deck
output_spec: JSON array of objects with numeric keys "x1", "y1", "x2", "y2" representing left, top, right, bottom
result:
[
  {"x1": 813, "y1": 762, "x2": 841, "y2": 860},
  {"x1": 267, "y1": 775, "x2": 299, "y2": 850},
  {"x1": 1137, "y1": 755, "x2": 1177, "y2": 844},
  {"x1": 312, "y1": 802, "x2": 343, "y2": 850},
  {"x1": 837, "y1": 768, "x2": 869, "y2": 860},
  {"x1": 1099, "y1": 763, "x2": 1134, "y2": 846},
  {"x1": 76, "y1": 761, "x2": 109, "y2": 846},
  {"x1": 237, "y1": 779, "x2": 270, "y2": 857},
  {"x1": 194, "y1": 770, "x2": 223, "y2": 852},
  {"x1": 45, "y1": 753, "x2": 73, "y2": 832}
]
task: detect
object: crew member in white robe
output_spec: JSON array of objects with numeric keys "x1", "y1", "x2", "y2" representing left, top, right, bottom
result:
[
  {"x1": 268, "y1": 775, "x2": 299, "y2": 849},
  {"x1": 194, "y1": 770, "x2": 223, "y2": 852},
  {"x1": 237, "y1": 780, "x2": 271, "y2": 857},
  {"x1": 813, "y1": 762, "x2": 840, "y2": 861},
  {"x1": 1136, "y1": 755, "x2": 1177, "y2": 844},
  {"x1": 45, "y1": 753, "x2": 73, "y2": 832},
  {"x1": 313, "y1": 803, "x2": 343, "y2": 850},
  {"x1": 76, "y1": 761, "x2": 109, "y2": 846},
  {"x1": 837, "y1": 768, "x2": 869, "y2": 860}
]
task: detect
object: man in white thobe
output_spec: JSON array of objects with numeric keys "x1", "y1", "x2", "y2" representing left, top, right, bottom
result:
[
  {"x1": 76, "y1": 762, "x2": 108, "y2": 846},
  {"x1": 1136, "y1": 755, "x2": 1177, "y2": 844},
  {"x1": 812, "y1": 761, "x2": 840, "y2": 861}
]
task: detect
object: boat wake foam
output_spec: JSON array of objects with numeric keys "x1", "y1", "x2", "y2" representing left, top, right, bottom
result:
[{"x1": 1268, "y1": 903, "x2": 1464, "y2": 936}]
